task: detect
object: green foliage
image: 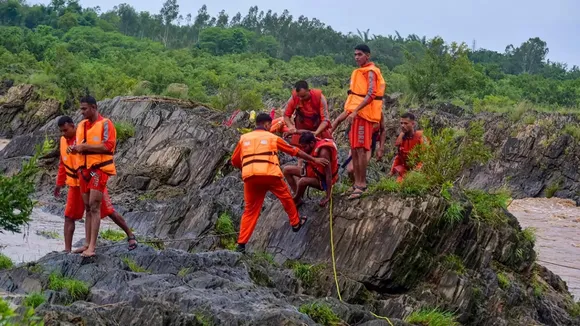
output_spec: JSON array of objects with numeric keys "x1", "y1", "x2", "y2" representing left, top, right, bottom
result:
[
  {"x1": 405, "y1": 308, "x2": 459, "y2": 326},
  {"x1": 0, "y1": 138, "x2": 54, "y2": 233},
  {"x1": 563, "y1": 125, "x2": 580, "y2": 142},
  {"x1": 369, "y1": 177, "x2": 400, "y2": 193},
  {"x1": 100, "y1": 228, "x2": 126, "y2": 241},
  {"x1": 400, "y1": 171, "x2": 430, "y2": 196},
  {"x1": 48, "y1": 272, "x2": 89, "y2": 302},
  {"x1": 442, "y1": 254, "x2": 466, "y2": 275},
  {"x1": 121, "y1": 257, "x2": 150, "y2": 273},
  {"x1": 298, "y1": 302, "x2": 342, "y2": 326},
  {"x1": 567, "y1": 300, "x2": 580, "y2": 318},
  {"x1": 177, "y1": 267, "x2": 190, "y2": 277},
  {"x1": 252, "y1": 251, "x2": 276, "y2": 266},
  {"x1": 0, "y1": 253, "x2": 13, "y2": 270},
  {"x1": 194, "y1": 312, "x2": 213, "y2": 326},
  {"x1": 497, "y1": 272, "x2": 510, "y2": 289},
  {"x1": 37, "y1": 230, "x2": 60, "y2": 239},
  {"x1": 285, "y1": 261, "x2": 324, "y2": 287},
  {"x1": 114, "y1": 121, "x2": 135, "y2": 142},
  {"x1": 0, "y1": 297, "x2": 44, "y2": 326},
  {"x1": 521, "y1": 227, "x2": 537, "y2": 244},
  {"x1": 23, "y1": 292, "x2": 45, "y2": 309},
  {"x1": 465, "y1": 188, "x2": 511, "y2": 226},
  {"x1": 215, "y1": 212, "x2": 236, "y2": 250},
  {"x1": 442, "y1": 202, "x2": 465, "y2": 225}
]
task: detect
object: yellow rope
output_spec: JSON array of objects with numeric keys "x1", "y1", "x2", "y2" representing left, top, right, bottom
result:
[{"x1": 328, "y1": 195, "x2": 394, "y2": 326}]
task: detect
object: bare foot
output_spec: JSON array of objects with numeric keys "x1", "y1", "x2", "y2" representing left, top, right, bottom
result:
[
  {"x1": 73, "y1": 246, "x2": 88, "y2": 254},
  {"x1": 80, "y1": 249, "x2": 96, "y2": 258}
]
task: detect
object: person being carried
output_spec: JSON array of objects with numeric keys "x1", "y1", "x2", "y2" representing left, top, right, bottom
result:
[
  {"x1": 68, "y1": 95, "x2": 118, "y2": 258},
  {"x1": 390, "y1": 112, "x2": 427, "y2": 183},
  {"x1": 231, "y1": 113, "x2": 329, "y2": 254},
  {"x1": 55, "y1": 116, "x2": 137, "y2": 253},
  {"x1": 332, "y1": 44, "x2": 386, "y2": 199},
  {"x1": 283, "y1": 80, "x2": 332, "y2": 146},
  {"x1": 332, "y1": 110, "x2": 386, "y2": 186},
  {"x1": 269, "y1": 108, "x2": 290, "y2": 137},
  {"x1": 283, "y1": 132, "x2": 339, "y2": 207}
]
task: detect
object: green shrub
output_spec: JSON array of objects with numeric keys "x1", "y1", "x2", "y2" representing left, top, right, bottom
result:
[
  {"x1": 545, "y1": 179, "x2": 561, "y2": 198},
  {"x1": 0, "y1": 297, "x2": 44, "y2": 326},
  {"x1": 497, "y1": 272, "x2": 510, "y2": 289},
  {"x1": 285, "y1": 261, "x2": 324, "y2": 287},
  {"x1": 299, "y1": 302, "x2": 342, "y2": 326},
  {"x1": 465, "y1": 188, "x2": 511, "y2": 226},
  {"x1": 0, "y1": 253, "x2": 13, "y2": 270},
  {"x1": 121, "y1": 257, "x2": 150, "y2": 273},
  {"x1": 563, "y1": 125, "x2": 580, "y2": 142},
  {"x1": 405, "y1": 308, "x2": 459, "y2": 326},
  {"x1": 215, "y1": 212, "x2": 236, "y2": 250},
  {"x1": 23, "y1": 292, "x2": 45, "y2": 309},
  {"x1": 100, "y1": 229, "x2": 126, "y2": 241},
  {"x1": 442, "y1": 202, "x2": 464, "y2": 225},
  {"x1": 521, "y1": 227, "x2": 537, "y2": 244},
  {"x1": 442, "y1": 254, "x2": 466, "y2": 275},
  {"x1": 177, "y1": 267, "x2": 190, "y2": 277},
  {"x1": 369, "y1": 177, "x2": 400, "y2": 193},
  {"x1": 114, "y1": 121, "x2": 135, "y2": 142},
  {"x1": 48, "y1": 272, "x2": 89, "y2": 301},
  {"x1": 400, "y1": 172, "x2": 430, "y2": 196},
  {"x1": 164, "y1": 83, "x2": 189, "y2": 99}
]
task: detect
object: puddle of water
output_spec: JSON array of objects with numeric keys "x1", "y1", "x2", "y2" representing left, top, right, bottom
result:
[{"x1": 509, "y1": 198, "x2": 580, "y2": 299}]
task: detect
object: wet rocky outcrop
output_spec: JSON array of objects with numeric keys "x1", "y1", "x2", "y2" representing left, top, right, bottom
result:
[{"x1": 1, "y1": 84, "x2": 580, "y2": 325}]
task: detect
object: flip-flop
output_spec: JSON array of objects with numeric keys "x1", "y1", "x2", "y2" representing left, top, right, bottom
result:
[
  {"x1": 347, "y1": 186, "x2": 367, "y2": 200},
  {"x1": 80, "y1": 252, "x2": 96, "y2": 258},
  {"x1": 292, "y1": 217, "x2": 308, "y2": 233},
  {"x1": 127, "y1": 235, "x2": 138, "y2": 251}
]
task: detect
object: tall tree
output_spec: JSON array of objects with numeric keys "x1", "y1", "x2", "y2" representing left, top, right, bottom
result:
[{"x1": 160, "y1": 0, "x2": 179, "y2": 46}]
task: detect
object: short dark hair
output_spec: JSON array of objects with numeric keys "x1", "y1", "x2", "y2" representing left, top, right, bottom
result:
[
  {"x1": 57, "y1": 115, "x2": 74, "y2": 127},
  {"x1": 299, "y1": 132, "x2": 316, "y2": 145},
  {"x1": 401, "y1": 112, "x2": 416, "y2": 121},
  {"x1": 256, "y1": 113, "x2": 272, "y2": 125},
  {"x1": 355, "y1": 44, "x2": 371, "y2": 54},
  {"x1": 80, "y1": 95, "x2": 97, "y2": 105},
  {"x1": 294, "y1": 80, "x2": 309, "y2": 92}
]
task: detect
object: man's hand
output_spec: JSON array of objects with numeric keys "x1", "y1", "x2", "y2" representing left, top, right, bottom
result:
[
  {"x1": 74, "y1": 144, "x2": 88, "y2": 153},
  {"x1": 346, "y1": 111, "x2": 358, "y2": 124},
  {"x1": 287, "y1": 127, "x2": 297, "y2": 134},
  {"x1": 376, "y1": 148, "x2": 384, "y2": 162},
  {"x1": 313, "y1": 157, "x2": 329, "y2": 166},
  {"x1": 319, "y1": 197, "x2": 330, "y2": 207},
  {"x1": 54, "y1": 186, "x2": 62, "y2": 198}
]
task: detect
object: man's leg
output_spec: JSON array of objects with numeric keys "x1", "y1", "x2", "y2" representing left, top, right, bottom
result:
[
  {"x1": 84, "y1": 188, "x2": 103, "y2": 257},
  {"x1": 237, "y1": 177, "x2": 268, "y2": 250},
  {"x1": 348, "y1": 117, "x2": 373, "y2": 199},
  {"x1": 64, "y1": 186, "x2": 83, "y2": 253},
  {"x1": 64, "y1": 218, "x2": 75, "y2": 253},
  {"x1": 282, "y1": 165, "x2": 301, "y2": 194},
  {"x1": 346, "y1": 150, "x2": 355, "y2": 184},
  {"x1": 269, "y1": 177, "x2": 303, "y2": 229},
  {"x1": 74, "y1": 192, "x2": 91, "y2": 254},
  {"x1": 101, "y1": 189, "x2": 137, "y2": 249},
  {"x1": 293, "y1": 177, "x2": 321, "y2": 205},
  {"x1": 355, "y1": 147, "x2": 369, "y2": 188}
]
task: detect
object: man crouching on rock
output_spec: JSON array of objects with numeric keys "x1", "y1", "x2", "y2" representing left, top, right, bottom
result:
[
  {"x1": 231, "y1": 113, "x2": 329, "y2": 253},
  {"x1": 66, "y1": 96, "x2": 133, "y2": 257},
  {"x1": 283, "y1": 132, "x2": 339, "y2": 208},
  {"x1": 56, "y1": 115, "x2": 137, "y2": 255}
]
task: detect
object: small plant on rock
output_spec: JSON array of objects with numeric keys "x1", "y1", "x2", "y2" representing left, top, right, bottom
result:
[
  {"x1": 285, "y1": 260, "x2": 324, "y2": 287},
  {"x1": 442, "y1": 202, "x2": 464, "y2": 225},
  {"x1": 442, "y1": 254, "x2": 466, "y2": 275},
  {"x1": 299, "y1": 302, "x2": 343, "y2": 326},
  {"x1": 121, "y1": 257, "x2": 150, "y2": 273},
  {"x1": 114, "y1": 121, "x2": 136, "y2": 142},
  {"x1": 497, "y1": 272, "x2": 510, "y2": 289},
  {"x1": 215, "y1": 212, "x2": 236, "y2": 250},
  {"x1": 23, "y1": 292, "x2": 45, "y2": 309},
  {"x1": 520, "y1": 227, "x2": 537, "y2": 244},
  {"x1": 465, "y1": 188, "x2": 511, "y2": 226},
  {"x1": 0, "y1": 297, "x2": 44, "y2": 326},
  {"x1": 0, "y1": 253, "x2": 13, "y2": 270},
  {"x1": 48, "y1": 272, "x2": 89, "y2": 302},
  {"x1": 369, "y1": 177, "x2": 400, "y2": 193},
  {"x1": 405, "y1": 308, "x2": 459, "y2": 326},
  {"x1": 100, "y1": 229, "x2": 126, "y2": 241},
  {"x1": 177, "y1": 267, "x2": 190, "y2": 277}
]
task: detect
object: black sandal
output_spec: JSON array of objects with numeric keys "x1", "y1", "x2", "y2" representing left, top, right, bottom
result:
[
  {"x1": 127, "y1": 235, "x2": 138, "y2": 251},
  {"x1": 347, "y1": 186, "x2": 367, "y2": 200},
  {"x1": 292, "y1": 217, "x2": 308, "y2": 232}
]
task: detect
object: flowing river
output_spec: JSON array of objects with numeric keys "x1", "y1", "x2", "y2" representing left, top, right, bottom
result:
[{"x1": 0, "y1": 140, "x2": 579, "y2": 299}]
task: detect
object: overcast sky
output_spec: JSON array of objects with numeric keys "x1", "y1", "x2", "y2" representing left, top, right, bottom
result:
[{"x1": 31, "y1": 0, "x2": 580, "y2": 67}]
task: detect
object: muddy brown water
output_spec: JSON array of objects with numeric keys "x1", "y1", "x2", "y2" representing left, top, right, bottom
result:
[{"x1": 0, "y1": 139, "x2": 579, "y2": 299}]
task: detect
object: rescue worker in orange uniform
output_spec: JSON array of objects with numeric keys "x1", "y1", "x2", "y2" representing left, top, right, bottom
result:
[
  {"x1": 67, "y1": 96, "x2": 118, "y2": 258},
  {"x1": 283, "y1": 132, "x2": 339, "y2": 207},
  {"x1": 332, "y1": 44, "x2": 386, "y2": 199},
  {"x1": 284, "y1": 80, "x2": 332, "y2": 146},
  {"x1": 269, "y1": 108, "x2": 291, "y2": 139},
  {"x1": 390, "y1": 112, "x2": 427, "y2": 182},
  {"x1": 55, "y1": 116, "x2": 137, "y2": 253},
  {"x1": 231, "y1": 113, "x2": 329, "y2": 253}
]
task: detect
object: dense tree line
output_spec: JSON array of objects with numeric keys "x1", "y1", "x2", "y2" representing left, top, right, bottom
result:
[{"x1": 0, "y1": 0, "x2": 579, "y2": 110}]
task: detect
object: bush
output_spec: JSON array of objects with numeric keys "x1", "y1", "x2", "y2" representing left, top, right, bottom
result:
[
  {"x1": 285, "y1": 261, "x2": 324, "y2": 287},
  {"x1": 405, "y1": 308, "x2": 459, "y2": 326},
  {"x1": 23, "y1": 292, "x2": 45, "y2": 308},
  {"x1": 465, "y1": 188, "x2": 511, "y2": 226},
  {"x1": 121, "y1": 257, "x2": 150, "y2": 273},
  {"x1": 114, "y1": 121, "x2": 135, "y2": 143},
  {"x1": 100, "y1": 229, "x2": 126, "y2": 241},
  {"x1": 442, "y1": 254, "x2": 466, "y2": 275},
  {"x1": 0, "y1": 254, "x2": 13, "y2": 270},
  {"x1": 164, "y1": 83, "x2": 188, "y2": 99},
  {"x1": 400, "y1": 171, "x2": 430, "y2": 196},
  {"x1": 215, "y1": 212, "x2": 236, "y2": 250},
  {"x1": 369, "y1": 177, "x2": 400, "y2": 193},
  {"x1": 48, "y1": 272, "x2": 89, "y2": 301},
  {"x1": 497, "y1": 272, "x2": 510, "y2": 289},
  {"x1": 442, "y1": 202, "x2": 464, "y2": 225},
  {"x1": 0, "y1": 297, "x2": 44, "y2": 326},
  {"x1": 299, "y1": 302, "x2": 342, "y2": 326}
]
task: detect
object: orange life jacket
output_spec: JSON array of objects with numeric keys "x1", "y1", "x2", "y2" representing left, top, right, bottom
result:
[
  {"x1": 239, "y1": 130, "x2": 283, "y2": 180},
  {"x1": 305, "y1": 138, "x2": 339, "y2": 185},
  {"x1": 270, "y1": 117, "x2": 289, "y2": 134},
  {"x1": 76, "y1": 118, "x2": 117, "y2": 175},
  {"x1": 395, "y1": 130, "x2": 425, "y2": 166},
  {"x1": 344, "y1": 62, "x2": 386, "y2": 123},
  {"x1": 289, "y1": 89, "x2": 324, "y2": 131},
  {"x1": 60, "y1": 136, "x2": 79, "y2": 187}
]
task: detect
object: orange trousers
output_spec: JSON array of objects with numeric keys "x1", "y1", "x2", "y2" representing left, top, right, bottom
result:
[{"x1": 238, "y1": 176, "x2": 300, "y2": 244}]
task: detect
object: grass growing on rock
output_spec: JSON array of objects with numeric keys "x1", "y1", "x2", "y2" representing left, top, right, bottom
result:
[
  {"x1": 121, "y1": 257, "x2": 150, "y2": 273},
  {"x1": 215, "y1": 212, "x2": 237, "y2": 250},
  {"x1": 285, "y1": 261, "x2": 325, "y2": 287},
  {"x1": 497, "y1": 272, "x2": 510, "y2": 289},
  {"x1": 442, "y1": 202, "x2": 465, "y2": 225},
  {"x1": 545, "y1": 180, "x2": 561, "y2": 198},
  {"x1": 465, "y1": 188, "x2": 511, "y2": 226},
  {"x1": 48, "y1": 272, "x2": 89, "y2": 301},
  {"x1": 521, "y1": 227, "x2": 537, "y2": 244},
  {"x1": 442, "y1": 254, "x2": 466, "y2": 275},
  {"x1": 23, "y1": 292, "x2": 45, "y2": 308},
  {"x1": 0, "y1": 253, "x2": 13, "y2": 270},
  {"x1": 299, "y1": 302, "x2": 342, "y2": 326},
  {"x1": 100, "y1": 229, "x2": 126, "y2": 241},
  {"x1": 563, "y1": 125, "x2": 580, "y2": 142},
  {"x1": 252, "y1": 251, "x2": 276, "y2": 266},
  {"x1": 405, "y1": 308, "x2": 460, "y2": 326},
  {"x1": 114, "y1": 121, "x2": 136, "y2": 142},
  {"x1": 177, "y1": 267, "x2": 190, "y2": 277}
]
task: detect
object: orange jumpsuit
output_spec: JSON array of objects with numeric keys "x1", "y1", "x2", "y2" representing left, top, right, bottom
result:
[
  {"x1": 231, "y1": 128, "x2": 301, "y2": 244},
  {"x1": 284, "y1": 89, "x2": 332, "y2": 145},
  {"x1": 391, "y1": 131, "x2": 426, "y2": 182}
]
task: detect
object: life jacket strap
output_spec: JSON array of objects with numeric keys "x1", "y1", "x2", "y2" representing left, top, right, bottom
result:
[{"x1": 347, "y1": 90, "x2": 384, "y2": 100}]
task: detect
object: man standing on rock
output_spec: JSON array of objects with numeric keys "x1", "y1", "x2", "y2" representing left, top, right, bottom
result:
[
  {"x1": 283, "y1": 132, "x2": 339, "y2": 207},
  {"x1": 283, "y1": 80, "x2": 333, "y2": 146},
  {"x1": 390, "y1": 112, "x2": 428, "y2": 183},
  {"x1": 332, "y1": 44, "x2": 386, "y2": 199},
  {"x1": 67, "y1": 96, "x2": 121, "y2": 257},
  {"x1": 55, "y1": 116, "x2": 137, "y2": 254},
  {"x1": 231, "y1": 113, "x2": 329, "y2": 253}
]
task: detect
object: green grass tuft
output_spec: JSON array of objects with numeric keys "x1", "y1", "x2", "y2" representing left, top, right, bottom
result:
[
  {"x1": 400, "y1": 171, "x2": 430, "y2": 196},
  {"x1": 465, "y1": 188, "x2": 511, "y2": 226},
  {"x1": 497, "y1": 272, "x2": 510, "y2": 289},
  {"x1": 100, "y1": 229, "x2": 126, "y2": 241},
  {"x1": 48, "y1": 272, "x2": 89, "y2": 301},
  {"x1": 369, "y1": 177, "x2": 400, "y2": 193},
  {"x1": 177, "y1": 267, "x2": 190, "y2": 277},
  {"x1": 23, "y1": 292, "x2": 45, "y2": 308},
  {"x1": 121, "y1": 257, "x2": 150, "y2": 273},
  {"x1": 114, "y1": 121, "x2": 136, "y2": 142},
  {"x1": 442, "y1": 254, "x2": 466, "y2": 275},
  {"x1": 545, "y1": 180, "x2": 561, "y2": 198},
  {"x1": 405, "y1": 308, "x2": 460, "y2": 326},
  {"x1": 299, "y1": 302, "x2": 342, "y2": 326},
  {"x1": 563, "y1": 125, "x2": 580, "y2": 142},
  {"x1": 0, "y1": 253, "x2": 13, "y2": 270},
  {"x1": 442, "y1": 202, "x2": 464, "y2": 225},
  {"x1": 521, "y1": 227, "x2": 537, "y2": 244},
  {"x1": 215, "y1": 212, "x2": 237, "y2": 250},
  {"x1": 285, "y1": 261, "x2": 325, "y2": 287},
  {"x1": 252, "y1": 251, "x2": 276, "y2": 266}
]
